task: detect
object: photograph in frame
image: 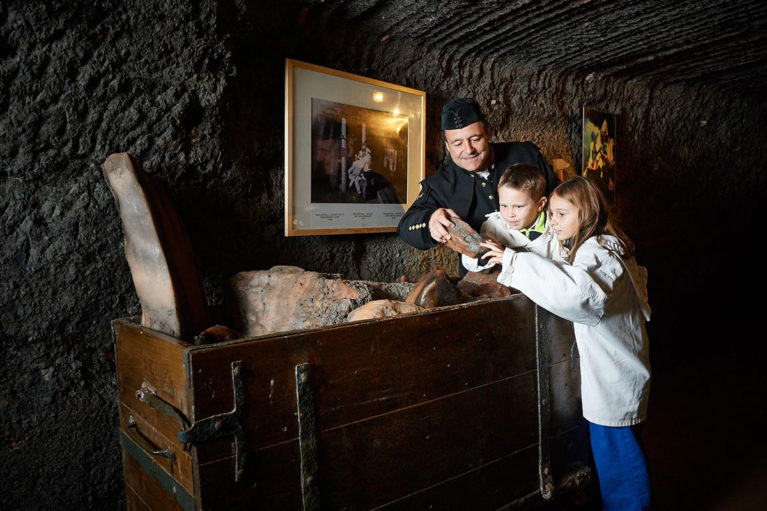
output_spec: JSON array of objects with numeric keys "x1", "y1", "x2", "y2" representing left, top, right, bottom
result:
[
  {"x1": 311, "y1": 99, "x2": 408, "y2": 205},
  {"x1": 285, "y1": 59, "x2": 425, "y2": 236},
  {"x1": 582, "y1": 107, "x2": 617, "y2": 205}
]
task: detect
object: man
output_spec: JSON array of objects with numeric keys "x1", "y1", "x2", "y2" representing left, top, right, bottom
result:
[{"x1": 397, "y1": 97, "x2": 559, "y2": 275}]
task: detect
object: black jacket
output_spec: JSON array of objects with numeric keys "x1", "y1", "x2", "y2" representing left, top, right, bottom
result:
[{"x1": 397, "y1": 141, "x2": 558, "y2": 274}]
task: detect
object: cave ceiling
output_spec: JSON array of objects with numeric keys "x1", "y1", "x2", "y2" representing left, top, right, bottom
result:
[{"x1": 309, "y1": 0, "x2": 767, "y2": 96}]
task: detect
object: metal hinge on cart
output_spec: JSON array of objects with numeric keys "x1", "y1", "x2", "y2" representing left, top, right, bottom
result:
[{"x1": 137, "y1": 360, "x2": 246, "y2": 482}]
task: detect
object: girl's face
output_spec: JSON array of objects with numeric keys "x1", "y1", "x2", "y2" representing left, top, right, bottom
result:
[{"x1": 549, "y1": 195, "x2": 579, "y2": 241}]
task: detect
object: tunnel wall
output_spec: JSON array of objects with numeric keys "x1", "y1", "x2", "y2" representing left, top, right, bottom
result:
[{"x1": 1, "y1": 1, "x2": 764, "y2": 508}]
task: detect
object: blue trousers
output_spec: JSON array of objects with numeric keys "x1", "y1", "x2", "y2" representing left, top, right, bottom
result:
[{"x1": 589, "y1": 422, "x2": 651, "y2": 511}]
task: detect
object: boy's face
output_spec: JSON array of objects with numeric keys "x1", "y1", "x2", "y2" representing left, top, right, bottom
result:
[
  {"x1": 498, "y1": 186, "x2": 547, "y2": 231},
  {"x1": 549, "y1": 195, "x2": 579, "y2": 241}
]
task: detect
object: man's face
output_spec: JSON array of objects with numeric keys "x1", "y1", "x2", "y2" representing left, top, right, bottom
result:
[
  {"x1": 498, "y1": 186, "x2": 547, "y2": 231},
  {"x1": 444, "y1": 121, "x2": 491, "y2": 172}
]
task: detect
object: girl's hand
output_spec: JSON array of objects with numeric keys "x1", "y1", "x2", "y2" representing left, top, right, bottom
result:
[{"x1": 480, "y1": 240, "x2": 506, "y2": 266}]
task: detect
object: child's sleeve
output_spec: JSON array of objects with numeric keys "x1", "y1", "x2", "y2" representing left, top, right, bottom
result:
[
  {"x1": 497, "y1": 248, "x2": 612, "y2": 326},
  {"x1": 461, "y1": 252, "x2": 493, "y2": 272}
]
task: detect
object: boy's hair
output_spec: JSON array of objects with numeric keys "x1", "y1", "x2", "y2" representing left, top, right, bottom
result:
[
  {"x1": 498, "y1": 163, "x2": 547, "y2": 202},
  {"x1": 551, "y1": 176, "x2": 634, "y2": 261}
]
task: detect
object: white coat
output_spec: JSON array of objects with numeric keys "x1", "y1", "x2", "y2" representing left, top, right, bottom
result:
[
  {"x1": 497, "y1": 235, "x2": 651, "y2": 427},
  {"x1": 461, "y1": 212, "x2": 563, "y2": 272}
]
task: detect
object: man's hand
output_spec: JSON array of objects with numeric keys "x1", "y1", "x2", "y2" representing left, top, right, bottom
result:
[{"x1": 429, "y1": 208, "x2": 459, "y2": 243}]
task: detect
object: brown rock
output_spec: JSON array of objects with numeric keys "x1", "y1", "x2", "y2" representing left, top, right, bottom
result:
[
  {"x1": 102, "y1": 153, "x2": 212, "y2": 340},
  {"x1": 405, "y1": 268, "x2": 458, "y2": 308},
  {"x1": 445, "y1": 217, "x2": 489, "y2": 258},
  {"x1": 193, "y1": 324, "x2": 242, "y2": 345},
  {"x1": 456, "y1": 268, "x2": 513, "y2": 300},
  {"x1": 346, "y1": 300, "x2": 425, "y2": 322},
  {"x1": 224, "y1": 266, "x2": 416, "y2": 337},
  {"x1": 364, "y1": 281, "x2": 416, "y2": 302}
]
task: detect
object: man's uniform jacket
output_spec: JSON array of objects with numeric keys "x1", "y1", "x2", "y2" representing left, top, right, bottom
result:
[{"x1": 397, "y1": 141, "x2": 558, "y2": 274}]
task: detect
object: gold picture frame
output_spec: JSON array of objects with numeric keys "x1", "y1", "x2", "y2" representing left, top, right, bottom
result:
[
  {"x1": 582, "y1": 107, "x2": 617, "y2": 205},
  {"x1": 284, "y1": 59, "x2": 425, "y2": 236}
]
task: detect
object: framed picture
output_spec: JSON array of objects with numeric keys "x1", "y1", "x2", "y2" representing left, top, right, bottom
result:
[
  {"x1": 284, "y1": 59, "x2": 426, "y2": 236},
  {"x1": 582, "y1": 108, "x2": 617, "y2": 205}
]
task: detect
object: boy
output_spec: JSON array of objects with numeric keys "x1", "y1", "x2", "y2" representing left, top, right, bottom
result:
[{"x1": 463, "y1": 163, "x2": 561, "y2": 272}]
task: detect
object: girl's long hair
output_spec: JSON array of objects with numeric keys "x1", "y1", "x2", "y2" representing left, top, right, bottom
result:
[{"x1": 551, "y1": 176, "x2": 634, "y2": 261}]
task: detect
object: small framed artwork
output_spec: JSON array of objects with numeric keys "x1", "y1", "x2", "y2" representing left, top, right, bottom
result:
[
  {"x1": 284, "y1": 59, "x2": 426, "y2": 236},
  {"x1": 582, "y1": 107, "x2": 617, "y2": 205}
]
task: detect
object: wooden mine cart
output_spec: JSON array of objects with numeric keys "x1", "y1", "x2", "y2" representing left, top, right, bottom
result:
[{"x1": 115, "y1": 294, "x2": 591, "y2": 510}]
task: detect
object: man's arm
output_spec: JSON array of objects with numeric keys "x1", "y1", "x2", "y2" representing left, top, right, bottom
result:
[
  {"x1": 397, "y1": 184, "x2": 438, "y2": 249},
  {"x1": 397, "y1": 184, "x2": 458, "y2": 249}
]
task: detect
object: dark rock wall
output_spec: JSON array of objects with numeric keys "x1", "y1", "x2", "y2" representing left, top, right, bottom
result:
[
  {"x1": 1, "y1": 1, "x2": 229, "y2": 509},
  {"x1": 1, "y1": 1, "x2": 764, "y2": 508}
]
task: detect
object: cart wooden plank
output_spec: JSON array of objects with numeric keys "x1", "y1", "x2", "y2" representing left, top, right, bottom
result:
[{"x1": 114, "y1": 294, "x2": 590, "y2": 510}]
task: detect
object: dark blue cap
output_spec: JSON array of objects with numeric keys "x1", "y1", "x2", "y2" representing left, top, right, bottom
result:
[{"x1": 441, "y1": 98, "x2": 485, "y2": 130}]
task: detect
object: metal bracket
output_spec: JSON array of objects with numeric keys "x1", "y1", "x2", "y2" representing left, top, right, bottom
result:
[
  {"x1": 177, "y1": 360, "x2": 246, "y2": 482},
  {"x1": 127, "y1": 414, "x2": 176, "y2": 463},
  {"x1": 120, "y1": 429, "x2": 195, "y2": 511},
  {"x1": 296, "y1": 363, "x2": 320, "y2": 511},
  {"x1": 136, "y1": 383, "x2": 191, "y2": 432}
]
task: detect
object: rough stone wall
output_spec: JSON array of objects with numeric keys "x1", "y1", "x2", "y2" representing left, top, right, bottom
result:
[
  {"x1": 0, "y1": 1, "x2": 230, "y2": 509},
  {"x1": 1, "y1": 1, "x2": 765, "y2": 509}
]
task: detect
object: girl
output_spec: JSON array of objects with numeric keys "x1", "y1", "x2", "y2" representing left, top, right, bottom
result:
[{"x1": 481, "y1": 176, "x2": 651, "y2": 511}]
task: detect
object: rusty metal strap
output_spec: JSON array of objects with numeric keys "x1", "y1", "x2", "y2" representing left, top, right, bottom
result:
[
  {"x1": 535, "y1": 305, "x2": 555, "y2": 500},
  {"x1": 177, "y1": 360, "x2": 246, "y2": 482},
  {"x1": 120, "y1": 429, "x2": 195, "y2": 511},
  {"x1": 135, "y1": 384, "x2": 191, "y2": 431},
  {"x1": 296, "y1": 362, "x2": 320, "y2": 511}
]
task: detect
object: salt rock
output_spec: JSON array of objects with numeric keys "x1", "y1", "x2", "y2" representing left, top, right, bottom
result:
[
  {"x1": 405, "y1": 268, "x2": 458, "y2": 308},
  {"x1": 445, "y1": 217, "x2": 489, "y2": 258},
  {"x1": 193, "y1": 324, "x2": 241, "y2": 345},
  {"x1": 225, "y1": 266, "x2": 415, "y2": 337},
  {"x1": 346, "y1": 300, "x2": 425, "y2": 322},
  {"x1": 456, "y1": 267, "x2": 513, "y2": 300},
  {"x1": 102, "y1": 152, "x2": 211, "y2": 340}
]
